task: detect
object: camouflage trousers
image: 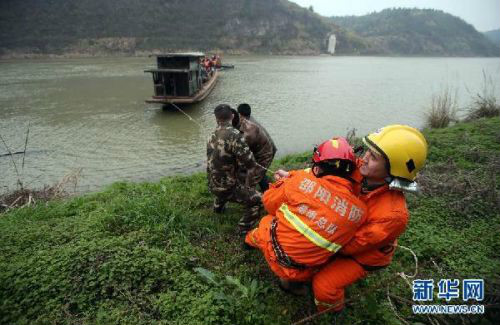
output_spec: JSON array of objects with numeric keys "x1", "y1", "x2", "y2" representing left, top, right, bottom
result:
[{"x1": 212, "y1": 184, "x2": 262, "y2": 234}]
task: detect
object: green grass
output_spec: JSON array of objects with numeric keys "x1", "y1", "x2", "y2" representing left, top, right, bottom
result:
[{"x1": 1, "y1": 117, "x2": 499, "y2": 325}]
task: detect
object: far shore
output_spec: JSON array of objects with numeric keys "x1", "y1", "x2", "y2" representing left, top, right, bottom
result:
[{"x1": 2, "y1": 50, "x2": 500, "y2": 60}]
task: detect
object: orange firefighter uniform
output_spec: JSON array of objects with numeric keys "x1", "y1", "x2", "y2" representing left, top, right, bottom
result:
[
  {"x1": 245, "y1": 169, "x2": 367, "y2": 282},
  {"x1": 312, "y1": 162, "x2": 409, "y2": 312}
]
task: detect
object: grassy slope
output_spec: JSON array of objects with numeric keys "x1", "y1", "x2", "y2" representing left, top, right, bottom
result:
[{"x1": 1, "y1": 117, "x2": 499, "y2": 325}]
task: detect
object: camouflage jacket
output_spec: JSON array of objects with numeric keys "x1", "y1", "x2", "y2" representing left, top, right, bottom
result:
[
  {"x1": 238, "y1": 116, "x2": 277, "y2": 164},
  {"x1": 207, "y1": 121, "x2": 257, "y2": 192}
]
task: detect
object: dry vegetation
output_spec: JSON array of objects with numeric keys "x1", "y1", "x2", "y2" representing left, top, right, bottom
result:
[
  {"x1": 425, "y1": 86, "x2": 458, "y2": 128},
  {"x1": 0, "y1": 168, "x2": 81, "y2": 213},
  {"x1": 426, "y1": 73, "x2": 500, "y2": 129},
  {"x1": 1, "y1": 126, "x2": 81, "y2": 213},
  {"x1": 466, "y1": 72, "x2": 500, "y2": 121}
]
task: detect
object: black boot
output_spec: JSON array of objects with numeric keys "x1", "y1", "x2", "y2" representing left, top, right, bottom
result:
[
  {"x1": 213, "y1": 200, "x2": 226, "y2": 214},
  {"x1": 278, "y1": 278, "x2": 309, "y2": 296}
]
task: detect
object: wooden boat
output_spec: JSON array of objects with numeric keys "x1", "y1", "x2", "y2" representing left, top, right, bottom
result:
[{"x1": 145, "y1": 52, "x2": 218, "y2": 105}]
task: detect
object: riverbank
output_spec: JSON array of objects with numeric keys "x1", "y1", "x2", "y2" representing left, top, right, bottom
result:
[
  {"x1": 0, "y1": 48, "x2": 254, "y2": 60},
  {"x1": 3, "y1": 51, "x2": 499, "y2": 60},
  {"x1": 1, "y1": 117, "x2": 499, "y2": 324}
]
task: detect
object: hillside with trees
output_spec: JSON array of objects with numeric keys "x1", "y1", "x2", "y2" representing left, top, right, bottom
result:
[
  {"x1": 0, "y1": 0, "x2": 366, "y2": 56},
  {"x1": 483, "y1": 29, "x2": 500, "y2": 47},
  {"x1": 0, "y1": 2, "x2": 497, "y2": 57},
  {"x1": 331, "y1": 8, "x2": 499, "y2": 56}
]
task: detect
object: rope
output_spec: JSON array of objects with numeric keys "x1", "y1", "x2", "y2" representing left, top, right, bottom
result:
[
  {"x1": 394, "y1": 244, "x2": 418, "y2": 291},
  {"x1": 168, "y1": 101, "x2": 276, "y2": 175},
  {"x1": 385, "y1": 244, "x2": 419, "y2": 325},
  {"x1": 169, "y1": 102, "x2": 207, "y2": 130},
  {"x1": 256, "y1": 161, "x2": 276, "y2": 174}
]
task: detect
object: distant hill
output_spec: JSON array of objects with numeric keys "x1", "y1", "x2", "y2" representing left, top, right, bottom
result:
[
  {"x1": 483, "y1": 29, "x2": 500, "y2": 47},
  {"x1": 1, "y1": 3, "x2": 497, "y2": 57},
  {"x1": 0, "y1": 0, "x2": 367, "y2": 57},
  {"x1": 331, "y1": 8, "x2": 499, "y2": 56}
]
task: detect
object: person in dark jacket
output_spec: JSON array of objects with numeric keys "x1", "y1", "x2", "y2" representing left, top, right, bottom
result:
[{"x1": 236, "y1": 103, "x2": 277, "y2": 191}]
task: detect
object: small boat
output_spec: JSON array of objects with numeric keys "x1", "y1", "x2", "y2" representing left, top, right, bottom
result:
[{"x1": 145, "y1": 52, "x2": 218, "y2": 105}]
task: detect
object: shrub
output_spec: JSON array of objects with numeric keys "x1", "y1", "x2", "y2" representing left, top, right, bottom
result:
[
  {"x1": 466, "y1": 72, "x2": 500, "y2": 120},
  {"x1": 425, "y1": 86, "x2": 458, "y2": 128}
]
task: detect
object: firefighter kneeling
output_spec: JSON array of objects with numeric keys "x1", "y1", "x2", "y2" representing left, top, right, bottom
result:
[
  {"x1": 312, "y1": 125, "x2": 428, "y2": 312},
  {"x1": 245, "y1": 137, "x2": 367, "y2": 291}
]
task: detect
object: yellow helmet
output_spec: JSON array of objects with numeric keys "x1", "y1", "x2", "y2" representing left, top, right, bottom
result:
[{"x1": 362, "y1": 125, "x2": 428, "y2": 181}]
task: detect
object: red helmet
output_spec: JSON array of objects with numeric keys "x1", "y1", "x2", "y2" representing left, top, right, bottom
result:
[{"x1": 312, "y1": 137, "x2": 355, "y2": 164}]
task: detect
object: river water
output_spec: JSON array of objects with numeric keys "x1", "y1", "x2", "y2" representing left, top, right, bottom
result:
[{"x1": 1, "y1": 56, "x2": 499, "y2": 194}]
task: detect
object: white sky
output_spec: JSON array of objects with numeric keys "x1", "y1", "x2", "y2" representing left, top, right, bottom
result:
[{"x1": 290, "y1": 0, "x2": 500, "y2": 32}]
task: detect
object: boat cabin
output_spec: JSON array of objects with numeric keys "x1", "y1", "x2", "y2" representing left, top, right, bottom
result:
[{"x1": 145, "y1": 52, "x2": 204, "y2": 98}]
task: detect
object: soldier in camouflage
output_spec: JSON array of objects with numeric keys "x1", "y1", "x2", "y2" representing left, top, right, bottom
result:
[
  {"x1": 236, "y1": 103, "x2": 277, "y2": 191},
  {"x1": 207, "y1": 104, "x2": 262, "y2": 234}
]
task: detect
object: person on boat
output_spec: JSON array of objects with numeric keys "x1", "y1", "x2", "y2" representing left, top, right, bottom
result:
[
  {"x1": 312, "y1": 125, "x2": 428, "y2": 313},
  {"x1": 205, "y1": 58, "x2": 213, "y2": 75},
  {"x1": 203, "y1": 58, "x2": 210, "y2": 75},
  {"x1": 200, "y1": 58, "x2": 208, "y2": 82},
  {"x1": 207, "y1": 104, "x2": 262, "y2": 235},
  {"x1": 236, "y1": 103, "x2": 277, "y2": 192},
  {"x1": 245, "y1": 137, "x2": 367, "y2": 292},
  {"x1": 215, "y1": 55, "x2": 222, "y2": 69}
]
